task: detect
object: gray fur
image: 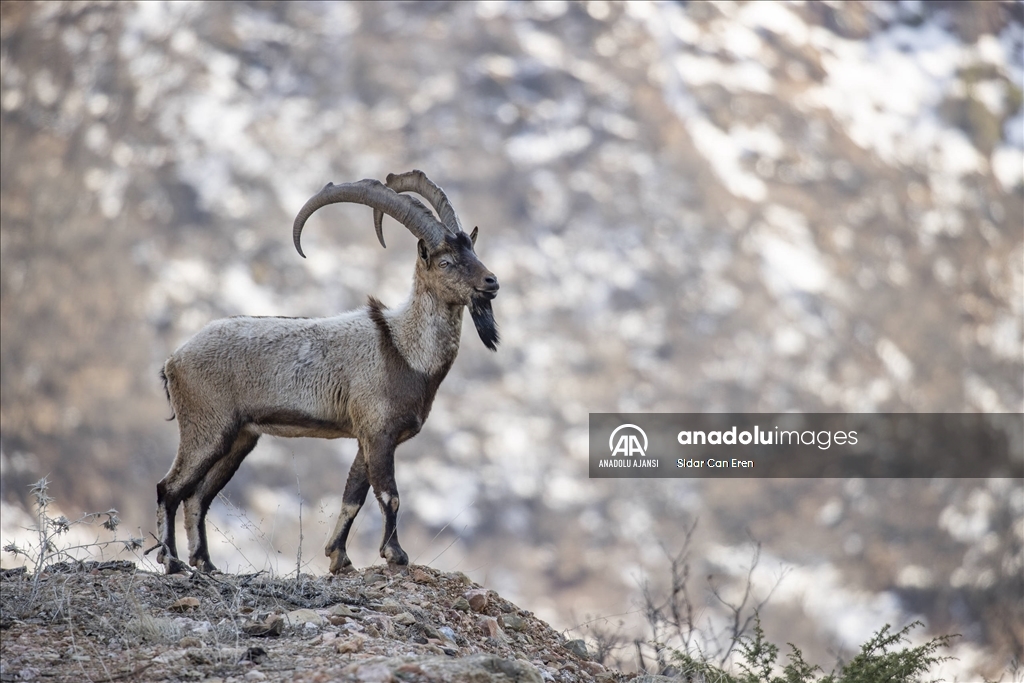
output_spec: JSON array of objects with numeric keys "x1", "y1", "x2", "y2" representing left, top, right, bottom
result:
[{"x1": 151, "y1": 172, "x2": 498, "y2": 575}]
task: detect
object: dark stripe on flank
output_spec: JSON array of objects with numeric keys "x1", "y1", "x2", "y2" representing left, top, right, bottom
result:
[{"x1": 252, "y1": 409, "x2": 346, "y2": 432}]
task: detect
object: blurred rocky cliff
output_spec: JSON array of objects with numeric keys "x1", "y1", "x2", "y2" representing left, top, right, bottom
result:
[{"x1": 1, "y1": 1, "x2": 1021, "y2": 678}]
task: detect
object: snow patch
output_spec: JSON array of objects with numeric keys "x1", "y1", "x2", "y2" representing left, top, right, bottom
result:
[
  {"x1": 752, "y1": 204, "x2": 831, "y2": 296},
  {"x1": 688, "y1": 118, "x2": 767, "y2": 202},
  {"x1": 506, "y1": 126, "x2": 592, "y2": 166}
]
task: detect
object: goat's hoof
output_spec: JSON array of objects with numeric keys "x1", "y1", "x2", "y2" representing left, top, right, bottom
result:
[
  {"x1": 191, "y1": 557, "x2": 219, "y2": 573},
  {"x1": 382, "y1": 546, "x2": 409, "y2": 567},
  {"x1": 328, "y1": 550, "x2": 354, "y2": 575},
  {"x1": 164, "y1": 556, "x2": 189, "y2": 575}
]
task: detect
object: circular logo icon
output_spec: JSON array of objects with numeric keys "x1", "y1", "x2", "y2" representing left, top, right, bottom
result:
[{"x1": 609, "y1": 424, "x2": 648, "y2": 457}]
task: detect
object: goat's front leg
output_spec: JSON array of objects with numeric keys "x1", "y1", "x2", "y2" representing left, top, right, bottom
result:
[
  {"x1": 326, "y1": 445, "x2": 371, "y2": 574},
  {"x1": 366, "y1": 439, "x2": 408, "y2": 567}
]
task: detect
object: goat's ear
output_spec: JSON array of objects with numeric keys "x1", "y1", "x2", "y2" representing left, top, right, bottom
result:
[
  {"x1": 470, "y1": 226, "x2": 479, "y2": 246},
  {"x1": 418, "y1": 239, "x2": 429, "y2": 263}
]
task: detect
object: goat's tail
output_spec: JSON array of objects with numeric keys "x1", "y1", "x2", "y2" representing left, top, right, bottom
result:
[{"x1": 159, "y1": 365, "x2": 176, "y2": 421}]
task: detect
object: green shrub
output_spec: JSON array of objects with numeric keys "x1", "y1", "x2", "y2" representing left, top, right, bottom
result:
[{"x1": 669, "y1": 616, "x2": 955, "y2": 683}]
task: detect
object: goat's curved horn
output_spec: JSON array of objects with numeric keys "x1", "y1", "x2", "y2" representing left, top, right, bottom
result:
[
  {"x1": 293, "y1": 179, "x2": 447, "y2": 257},
  {"x1": 373, "y1": 170, "x2": 463, "y2": 247}
]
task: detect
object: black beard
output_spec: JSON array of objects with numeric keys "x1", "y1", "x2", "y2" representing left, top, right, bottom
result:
[{"x1": 470, "y1": 296, "x2": 500, "y2": 351}]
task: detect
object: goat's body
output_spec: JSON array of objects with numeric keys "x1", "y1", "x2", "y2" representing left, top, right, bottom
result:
[
  {"x1": 157, "y1": 293, "x2": 465, "y2": 573},
  {"x1": 153, "y1": 172, "x2": 498, "y2": 575},
  {"x1": 167, "y1": 316, "x2": 360, "y2": 439}
]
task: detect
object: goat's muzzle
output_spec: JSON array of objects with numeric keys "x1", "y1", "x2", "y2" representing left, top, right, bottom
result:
[{"x1": 475, "y1": 276, "x2": 499, "y2": 301}]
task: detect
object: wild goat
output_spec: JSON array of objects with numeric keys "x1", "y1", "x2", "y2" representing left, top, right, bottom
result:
[{"x1": 150, "y1": 171, "x2": 499, "y2": 574}]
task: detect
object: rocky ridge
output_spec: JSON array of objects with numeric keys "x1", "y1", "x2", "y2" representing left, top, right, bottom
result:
[{"x1": 0, "y1": 561, "x2": 617, "y2": 683}]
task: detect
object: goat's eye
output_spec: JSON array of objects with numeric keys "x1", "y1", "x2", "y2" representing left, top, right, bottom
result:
[{"x1": 438, "y1": 259, "x2": 450, "y2": 269}]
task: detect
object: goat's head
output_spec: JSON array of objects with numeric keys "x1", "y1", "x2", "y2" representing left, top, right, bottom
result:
[{"x1": 292, "y1": 171, "x2": 500, "y2": 350}]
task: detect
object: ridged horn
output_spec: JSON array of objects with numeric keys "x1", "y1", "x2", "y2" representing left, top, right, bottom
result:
[
  {"x1": 373, "y1": 170, "x2": 463, "y2": 248},
  {"x1": 292, "y1": 178, "x2": 447, "y2": 257}
]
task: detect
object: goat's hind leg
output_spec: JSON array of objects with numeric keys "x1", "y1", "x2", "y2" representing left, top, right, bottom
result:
[
  {"x1": 182, "y1": 429, "x2": 259, "y2": 572},
  {"x1": 155, "y1": 478, "x2": 188, "y2": 574},
  {"x1": 156, "y1": 420, "x2": 242, "y2": 574},
  {"x1": 325, "y1": 445, "x2": 371, "y2": 574}
]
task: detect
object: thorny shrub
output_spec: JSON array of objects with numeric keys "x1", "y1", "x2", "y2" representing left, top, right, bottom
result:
[{"x1": 2, "y1": 476, "x2": 144, "y2": 611}]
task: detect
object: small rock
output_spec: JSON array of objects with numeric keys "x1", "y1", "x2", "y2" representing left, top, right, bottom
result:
[
  {"x1": 168, "y1": 597, "x2": 200, "y2": 612},
  {"x1": 479, "y1": 615, "x2": 503, "y2": 639},
  {"x1": 473, "y1": 655, "x2": 542, "y2": 682},
  {"x1": 564, "y1": 638, "x2": 589, "y2": 660},
  {"x1": 353, "y1": 662, "x2": 392, "y2": 682},
  {"x1": 393, "y1": 611, "x2": 416, "y2": 625},
  {"x1": 498, "y1": 613, "x2": 525, "y2": 631},
  {"x1": 438, "y1": 626, "x2": 457, "y2": 643},
  {"x1": 581, "y1": 661, "x2": 606, "y2": 675},
  {"x1": 178, "y1": 636, "x2": 203, "y2": 648},
  {"x1": 243, "y1": 670, "x2": 266, "y2": 681},
  {"x1": 320, "y1": 631, "x2": 337, "y2": 644},
  {"x1": 377, "y1": 598, "x2": 403, "y2": 614},
  {"x1": 363, "y1": 573, "x2": 387, "y2": 586},
  {"x1": 335, "y1": 636, "x2": 365, "y2": 654},
  {"x1": 464, "y1": 589, "x2": 488, "y2": 613},
  {"x1": 329, "y1": 615, "x2": 349, "y2": 626},
  {"x1": 286, "y1": 608, "x2": 325, "y2": 628},
  {"x1": 451, "y1": 597, "x2": 471, "y2": 612},
  {"x1": 411, "y1": 568, "x2": 436, "y2": 584},
  {"x1": 329, "y1": 604, "x2": 357, "y2": 617},
  {"x1": 396, "y1": 663, "x2": 425, "y2": 676},
  {"x1": 451, "y1": 571, "x2": 472, "y2": 585},
  {"x1": 243, "y1": 614, "x2": 283, "y2": 637},
  {"x1": 363, "y1": 614, "x2": 392, "y2": 638}
]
